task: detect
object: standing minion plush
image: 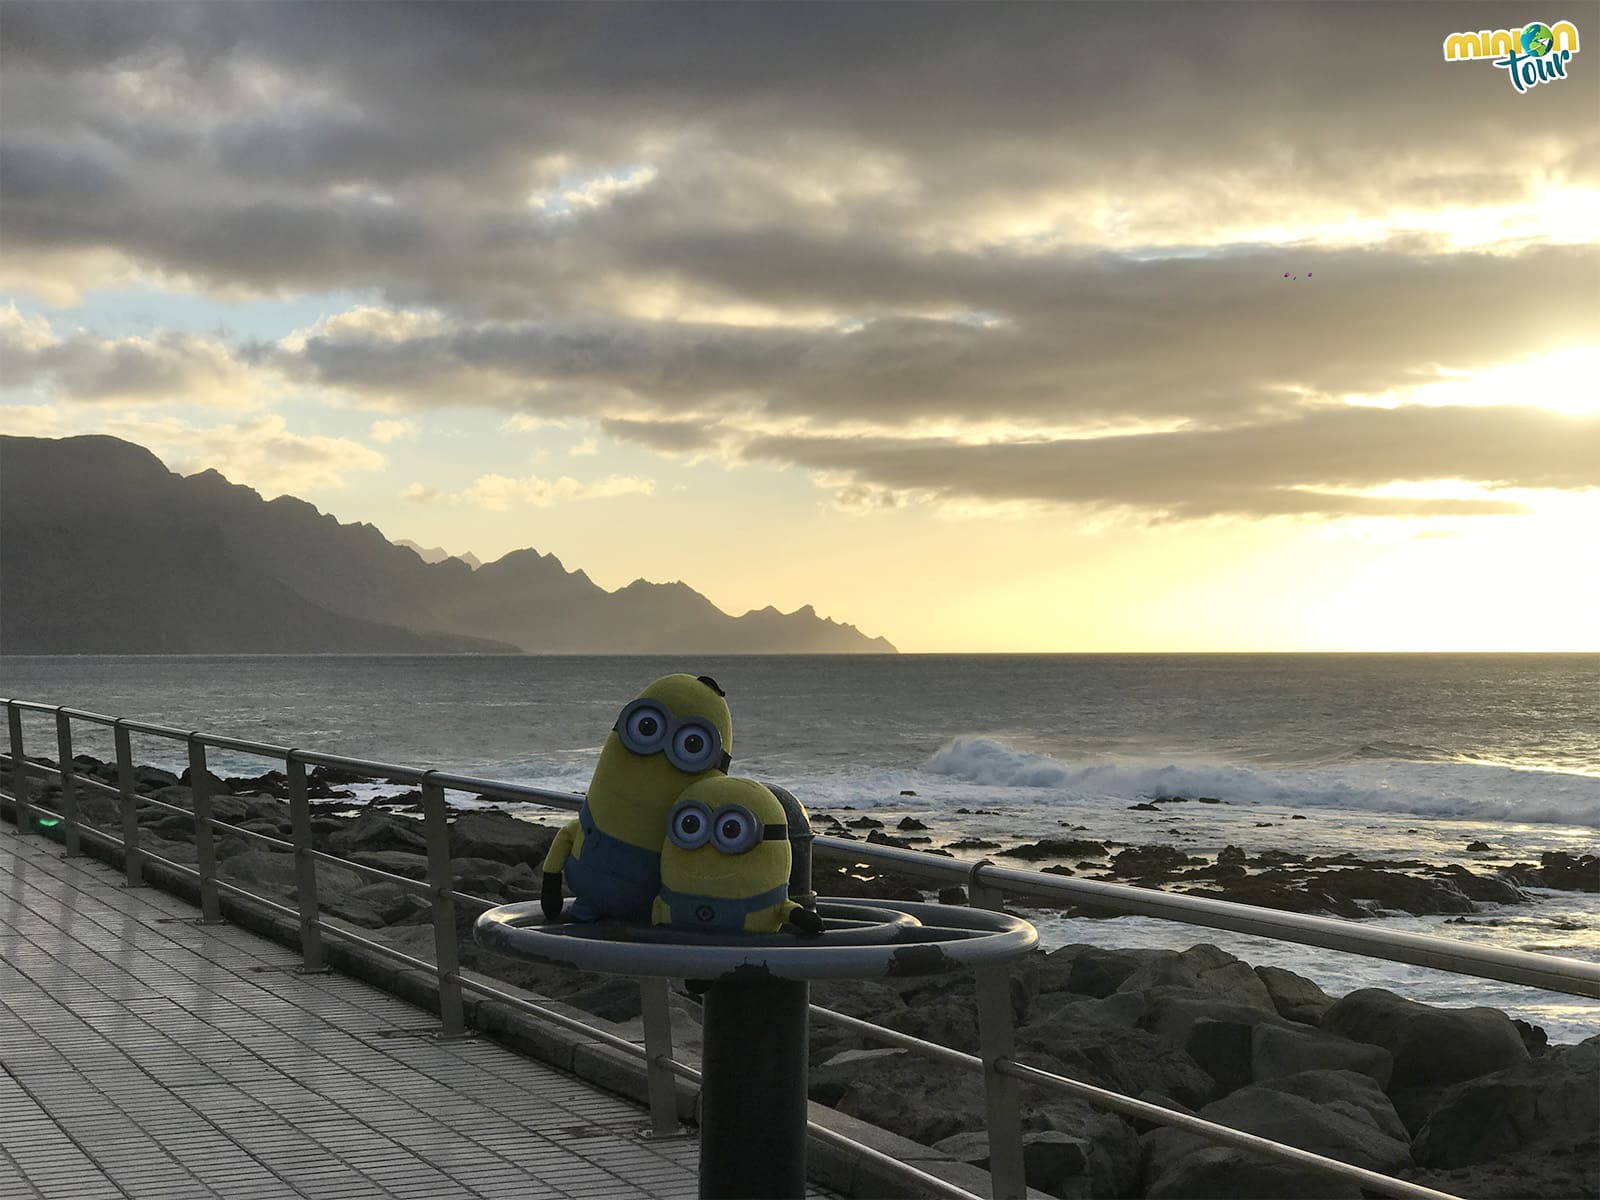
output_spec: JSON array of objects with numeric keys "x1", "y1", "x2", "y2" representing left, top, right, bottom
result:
[
  {"x1": 652, "y1": 776, "x2": 824, "y2": 935},
  {"x1": 542, "y1": 674, "x2": 732, "y2": 922}
]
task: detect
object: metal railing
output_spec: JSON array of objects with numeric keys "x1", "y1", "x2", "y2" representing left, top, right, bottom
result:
[{"x1": 5, "y1": 697, "x2": 1598, "y2": 1200}]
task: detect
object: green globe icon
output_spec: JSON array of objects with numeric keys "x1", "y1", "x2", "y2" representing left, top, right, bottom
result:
[{"x1": 1522, "y1": 23, "x2": 1554, "y2": 56}]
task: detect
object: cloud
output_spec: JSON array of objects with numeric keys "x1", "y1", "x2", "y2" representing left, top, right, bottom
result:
[
  {"x1": 167, "y1": 416, "x2": 386, "y2": 495},
  {"x1": 740, "y1": 406, "x2": 1599, "y2": 518},
  {"x1": 2, "y1": 305, "x2": 269, "y2": 409},
  {"x1": 2, "y1": 3, "x2": 1595, "y2": 528},
  {"x1": 0, "y1": 403, "x2": 65, "y2": 436},
  {"x1": 569, "y1": 436, "x2": 598, "y2": 457},
  {"x1": 2, "y1": 3, "x2": 1593, "y2": 314},
  {"x1": 456, "y1": 472, "x2": 655, "y2": 510},
  {"x1": 370, "y1": 417, "x2": 417, "y2": 443}
]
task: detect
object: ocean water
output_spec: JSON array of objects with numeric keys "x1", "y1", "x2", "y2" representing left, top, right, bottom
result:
[{"x1": 4, "y1": 653, "x2": 1597, "y2": 1040}]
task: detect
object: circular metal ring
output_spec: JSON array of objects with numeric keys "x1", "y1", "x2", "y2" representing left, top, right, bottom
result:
[{"x1": 474, "y1": 897, "x2": 1037, "y2": 981}]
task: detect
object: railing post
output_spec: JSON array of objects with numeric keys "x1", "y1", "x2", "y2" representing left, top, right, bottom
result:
[
  {"x1": 421, "y1": 772, "x2": 466, "y2": 1039},
  {"x1": 639, "y1": 977, "x2": 682, "y2": 1137},
  {"x1": 7, "y1": 701, "x2": 32, "y2": 832},
  {"x1": 286, "y1": 754, "x2": 326, "y2": 972},
  {"x1": 971, "y1": 869, "x2": 1027, "y2": 1200},
  {"x1": 188, "y1": 735, "x2": 222, "y2": 923},
  {"x1": 54, "y1": 709, "x2": 81, "y2": 856},
  {"x1": 114, "y1": 720, "x2": 144, "y2": 886}
]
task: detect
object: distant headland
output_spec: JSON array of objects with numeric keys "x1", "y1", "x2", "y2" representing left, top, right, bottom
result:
[{"x1": 0, "y1": 435, "x2": 897, "y2": 656}]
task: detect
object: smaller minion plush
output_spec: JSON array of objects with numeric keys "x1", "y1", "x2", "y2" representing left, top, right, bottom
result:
[{"x1": 653, "y1": 776, "x2": 824, "y2": 935}]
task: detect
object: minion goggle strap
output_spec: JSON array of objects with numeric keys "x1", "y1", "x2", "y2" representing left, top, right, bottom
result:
[
  {"x1": 613, "y1": 698, "x2": 731, "y2": 774},
  {"x1": 667, "y1": 799, "x2": 788, "y2": 854}
]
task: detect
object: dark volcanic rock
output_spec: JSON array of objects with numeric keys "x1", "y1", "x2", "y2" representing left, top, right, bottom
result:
[
  {"x1": 999, "y1": 836, "x2": 1108, "y2": 861},
  {"x1": 896, "y1": 816, "x2": 928, "y2": 831},
  {"x1": 865, "y1": 828, "x2": 916, "y2": 849},
  {"x1": 1109, "y1": 844, "x2": 1201, "y2": 878},
  {"x1": 1023, "y1": 1002, "x2": 1218, "y2": 1109},
  {"x1": 1315, "y1": 868, "x2": 1475, "y2": 916},
  {"x1": 1412, "y1": 1036, "x2": 1599, "y2": 1169},
  {"x1": 1143, "y1": 1069, "x2": 1411, "y2": 1195},
  {"x1": 1254, "y1": 965, "x2": 1336, "y2": 1025},
  {"x1": 1539, "y1": 851, "x2": 1600, "y2": 892},
  {"x1": 327, "y1": 810, "x2": 429, "y2": 857},
  {"x1": 1425, "y1": 864, "x2": 1527, "y2": 905},
  {"x1": 1321, "y1": 988, "x2": 1528, "y2": 1090},
  {"x1": 945, "y1": 837, "x2": 1001, "y2": 851},
  {"x1": 448, "y1": 810, "x2": 558, "y2": 867}
]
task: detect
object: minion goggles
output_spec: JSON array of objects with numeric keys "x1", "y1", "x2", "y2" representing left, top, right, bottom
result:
[
  {"x1": 613, "y1": 698, "x2": 731, "y2": 774},
  {"x1": 667, "y1": 798, "x2": 787, "y2": 854}
]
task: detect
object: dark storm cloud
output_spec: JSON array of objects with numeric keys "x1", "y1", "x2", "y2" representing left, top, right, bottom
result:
[
  {"x1": 2, "y1": 2, "x2": 1596, "y2": 518},
  {"x1": 3, "y1": 1, "x2": 1591, "y2": 305},
  {"x1": 275, "y1": 245, "x2": 1594, "y2": 429},
  {"x1": 741, "y1": 406, "x2": 1599, "y2": 518}
]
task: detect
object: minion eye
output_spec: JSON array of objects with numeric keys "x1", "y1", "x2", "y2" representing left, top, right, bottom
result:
[
  {"x1": 668, "y1": 801, "x2": 712, "y2": 850},
  {"x1": 668, "y1": 721, "x2": 722, "y2": 773},
  {"x1": 618, "y1": 701, "x2": 670, "y2": 754},
  {"x1": 710, "y1": 806, "x2": 759, "y2": 854}
]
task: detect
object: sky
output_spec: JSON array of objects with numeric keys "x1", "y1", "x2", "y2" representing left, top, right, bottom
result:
[{"x1": 1, "y1": 2, "x2": 1597, "y2": 652}]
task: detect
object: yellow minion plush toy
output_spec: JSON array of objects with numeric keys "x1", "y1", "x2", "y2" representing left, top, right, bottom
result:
[
  {"x1": 652, "y1": 776, "x2": 823, "y2": 935},
  {"x1": 542, "y1": 674, "x2": 732, "y2": 922}
]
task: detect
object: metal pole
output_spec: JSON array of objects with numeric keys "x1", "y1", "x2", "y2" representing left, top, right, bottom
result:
[
  {"x1": 421, "y1": 773, "x2": 465, "y2": 1038},
  {"x1": 54, "y1": 710, "x2": 81, "y2": 856},
  {"x1": 639, "y1": 977, "x2": 682, "y2": 1138},
  {"x1": 6, "y1": 701, "x2": 31, "y2": 832},
  {"x1": 114, "y1": 721, "x2": 143, "y2": 886},
  {"x1": 188, "y1": 735, "x2": 222, "y2": 923},
  {"x1": 699, "y1": 975, "x2": 809, "y2": 1199},
  {"x1": 286, "y1": 754, "x2": 326, "y2": 972},
  {"x1": 970, "y1": 878, "x2": 1026, "y2": 1200}
]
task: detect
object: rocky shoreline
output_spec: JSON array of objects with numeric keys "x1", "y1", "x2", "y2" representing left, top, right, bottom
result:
[{"x1": 4, "y1": 754, "x2": 1596, "y2": 1199}]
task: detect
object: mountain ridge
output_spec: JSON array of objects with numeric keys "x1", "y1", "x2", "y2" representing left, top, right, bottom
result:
[{"x1": 0, "y1": 435, "x2": 896, "y2": 655}]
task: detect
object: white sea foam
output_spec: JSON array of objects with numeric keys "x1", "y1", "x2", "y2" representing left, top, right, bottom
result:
[{"x1": 924, "y1": 736, "x2": 1600, "y2": 828}]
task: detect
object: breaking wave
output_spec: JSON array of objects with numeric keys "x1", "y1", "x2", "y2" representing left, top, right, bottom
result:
[{"x1": 923, "y1": 736, "x2": 1600, "y2": 828}]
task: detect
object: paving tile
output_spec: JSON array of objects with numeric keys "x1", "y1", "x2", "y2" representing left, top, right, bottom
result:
[{"x1": 2, "y1": 832, "x2": 844, "y2": 1200}]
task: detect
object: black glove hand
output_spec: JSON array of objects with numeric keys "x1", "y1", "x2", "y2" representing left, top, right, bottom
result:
[
  {"x1": 540, "y1": 870, "x2": 565, "y2": 921},
  {"x1": 785, "y1": 906, "x2": 825, "y2": 937}
]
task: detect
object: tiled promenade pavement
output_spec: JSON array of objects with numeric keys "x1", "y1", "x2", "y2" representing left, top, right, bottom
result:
[{"x1": 0, "y1": 831, "x2": 836, "y2": 1200}]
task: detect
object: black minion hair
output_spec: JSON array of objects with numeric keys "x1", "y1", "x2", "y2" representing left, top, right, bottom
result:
[{"x1": 696, "y1": 675, "x2": 726, "y2": 697}]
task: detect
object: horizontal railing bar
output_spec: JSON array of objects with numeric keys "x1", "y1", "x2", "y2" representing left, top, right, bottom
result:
[
  {"x1": 313, "y1": 922, "x2": 439, "y2": 975},
  {"x1": 136, "y1": 851, "x2": 200, "y2": 880},
  {"x1": 195, "y1": 733, "x2": 291, "y2": 757},
  {"x1": 969, "y1": 861, "x2": 1600, "y2": 999},
  {"x1": 115, "y1": 717, "x2": 192, "y2": 740},
  {"x1": 422, "y1": 772, "x2": 584, "y2": 809},
  {"x1": 305, "y1": 848, "x2": 430, "y2": 894},
  {"x1": 6, "y1": 699, "x2": 68, "y2": 715},
  {"x1": 447, "y1": 889, "x2": 498, "y2": 911},
  {"x1": 68, "y1": 822, "x2": 124, "y2": 848},
  {"x1": 997, "y1": 1059, "x2": 1461, "y2": 1200},
  {"x1": 131, "y1": 794, "x2": 192, "y2": 819},
  {"x1": 811, "y1": 1004, "x2": 984, "y2": 1071},
  {"x1": 803, "y1": 1120, "x2": 985, "y2": 1200},
  {"x1": 290, "y1": 748, "x2": 427, "y2": 785},
  {"x1": 210, "y1": 878, "x2": 300, "y2": 920},
  {"x1": 56, "y1": 706, "x2": 120, "y2": 726},
  {"x1": 457, "y1": 974, "x2": 655, "y2": 1060},
  {"x1": 302, "y1": 851, "x2": 432, "y2": 896},
  {"x1": 11, "y1": 707, "x2": 1600, "y2": 1000},
  {"x1": 817, "y1": 836, "x2": 1600, "y2": 998},
  {"x1": 206, "y1": 818, "x2": 295, "y2": 852}
]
